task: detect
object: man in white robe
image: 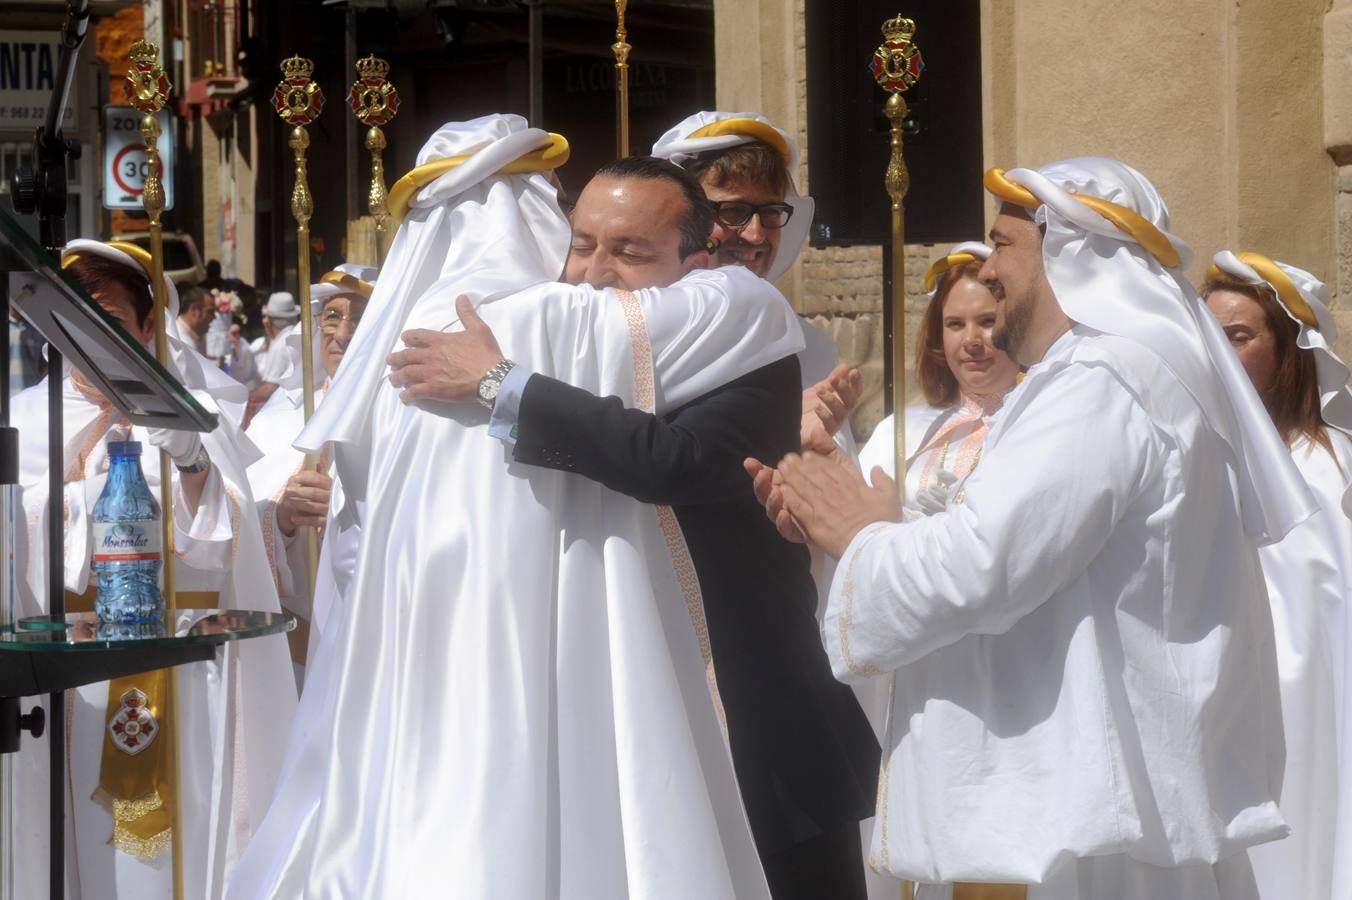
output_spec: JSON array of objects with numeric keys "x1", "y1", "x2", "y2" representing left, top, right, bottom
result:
[
  {"x1": 8, "y1": 240, "x2": 296, "y2": 899},
  {"x1": 751, "y1": 158, "x2": 1317, "y2": 899},
  {"x1": 225, "y1": 114, "x2": 807, "y2": 899},
  {"x1": 245, "y1": 264, "x2": 373, "y2": 687}
]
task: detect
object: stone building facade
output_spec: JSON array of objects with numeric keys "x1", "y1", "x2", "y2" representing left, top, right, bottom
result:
[{"x1": 717, "y1": 0, "x2": 1352, "y2": 439}]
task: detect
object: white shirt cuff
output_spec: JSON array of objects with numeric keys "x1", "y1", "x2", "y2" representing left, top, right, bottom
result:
[{"x1": 487, "y1": 365, "x2": 533, "y2": 446}]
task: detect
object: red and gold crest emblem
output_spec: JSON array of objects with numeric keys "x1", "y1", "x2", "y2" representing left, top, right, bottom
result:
[
  {"x1": 108, "y1": 688, "x2": 158, "y2": 756},
  {"x1": 272, "y1": 55, "x2": 326, "y2": 126},
  {"x1": 347, "y1": 55, "x2": 401, "y2": 127},
  {"x1": 124, "y1": 40, "x2": 171, "y2": 113},
  {"x1": 869, "y1": 16, "x2": 924, "y2": 94}
]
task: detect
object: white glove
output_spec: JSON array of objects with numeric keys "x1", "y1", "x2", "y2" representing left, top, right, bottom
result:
[
  {"x1": 906, "y1": 469, "x2": 958, "y2": 517},
  {"x1": 146, "y1": 427, "x2": 204, "y2": 467}
]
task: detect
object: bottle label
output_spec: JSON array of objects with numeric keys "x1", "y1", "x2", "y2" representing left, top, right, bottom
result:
[{"x1": 91, "y1": 521, "x2": 162, "y2": 562}]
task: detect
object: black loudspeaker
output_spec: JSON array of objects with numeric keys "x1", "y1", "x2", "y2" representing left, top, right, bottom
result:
[{"x1": 805, "y1": 0, "x2": 983, "y2": 247}]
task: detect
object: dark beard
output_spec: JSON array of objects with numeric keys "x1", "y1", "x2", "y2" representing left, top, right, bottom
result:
[{"x1": 991, "y1": 297, "x2": 1032, "y2": 363}]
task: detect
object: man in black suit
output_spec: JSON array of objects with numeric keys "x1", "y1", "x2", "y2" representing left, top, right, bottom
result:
[{"x1": 387, "y1": 156, "x2": 879, "y2": 899}]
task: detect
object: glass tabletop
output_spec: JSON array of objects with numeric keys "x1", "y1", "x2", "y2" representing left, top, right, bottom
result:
[{"x1": 0, "y1": 610, "x2": 294, "y2": 652}]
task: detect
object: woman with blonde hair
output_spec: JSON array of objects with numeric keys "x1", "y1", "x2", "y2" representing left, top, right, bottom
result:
[{"x1": 1203, "y1": 251, "x2": 1352, "y2": 900}]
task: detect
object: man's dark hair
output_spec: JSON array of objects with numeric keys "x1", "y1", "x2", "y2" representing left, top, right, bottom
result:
[
  {"x1": 685, "y1": 141, "x2": 789, "y2": 198},
  {"x1": 592, "y1": 155, "x2": 713, "y2": 259},
  {"x1": 180, "y1": 285, "x2": 212, "y2": 316}
]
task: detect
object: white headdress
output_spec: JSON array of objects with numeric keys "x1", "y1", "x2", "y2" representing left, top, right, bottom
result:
[
  {"x1": 310, "y1": 262, "x2": 377, "y2": 311},
  {"x1": 296, "y1": 114, "x2": 572, "y2": 485},
  {"x1": 652, "y1": 111, "x2": 813, "y2": 281},
  {"x1": 1208, "y1": 251, "x2": 1352, "y2": 436},
  {"x1": 986, "y1": 158, "x2": 1315, "y2": 543},
  {"x1": 922, "y1": 241, "x2": 991, "y2": 298},
  {"x1": 60, "y1": 238, "x2": 250, "y2": 427}
]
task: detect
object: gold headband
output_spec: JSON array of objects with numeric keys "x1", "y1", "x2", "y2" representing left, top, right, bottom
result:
[
  {"x1": 319, "y1": 270, "x2": 374, "y2": 299},
  {"x1": 686, "y1": 118, "x2": 791, "y2": 168},
  {"x1": 1205, "y1": 251, "x2": 1319, "y2": 330},
  {"x1": 923, "y1": 252, "x2": 982, "y2": 293},
  {"x1": 61, "y1": 241, "x2": 157, "y2": 282},
  {"x1": 984, "y1": 167, "x2": 1182, "y2": 270},
  {"x1": 387, "y1": 132, "x2": 570, "y2": 226}
]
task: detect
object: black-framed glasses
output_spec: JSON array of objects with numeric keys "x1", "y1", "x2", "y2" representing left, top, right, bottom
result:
[{"x1": 711, "y1": 200, "x2": 794, "y2": 230}]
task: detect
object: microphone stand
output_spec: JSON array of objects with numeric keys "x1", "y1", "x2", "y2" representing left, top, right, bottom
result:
[{"x1": 6, "y1": 3, "x2": 90, "y2": 896}]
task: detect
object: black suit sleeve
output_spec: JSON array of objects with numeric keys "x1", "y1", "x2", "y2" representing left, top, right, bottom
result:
[{"x1": 512, "y1": 355, "x2": 802, "y2": 506}]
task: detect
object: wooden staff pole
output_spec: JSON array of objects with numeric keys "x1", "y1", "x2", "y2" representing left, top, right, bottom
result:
[
  {"x1": 273, "y1": 56, "x2": 325, "y2": 589},
  {"x1": 347, "y1": 54, "x2": 400, "y2": 265},
  {"x1": 613, "y1": 1, "x2": 631, "y2": 157},
  {"x1": 124, "y1": 39, "x2": 185, "y2": 900},
  {"x1": 869, "y1": 15, "x2": 924, "y2": 500}
]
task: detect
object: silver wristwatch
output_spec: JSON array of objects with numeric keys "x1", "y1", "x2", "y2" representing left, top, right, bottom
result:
[{"x1": 477, "y1": 359, "x2": 516, "y2": 410}]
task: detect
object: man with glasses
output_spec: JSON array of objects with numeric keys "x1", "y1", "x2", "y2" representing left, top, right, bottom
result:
[
  {"x1": 655, "y1": 111, "x2": 863, "y2": 458},
  {"x1": 245, "y1": 262, "x2": 374, "y2": 688}
]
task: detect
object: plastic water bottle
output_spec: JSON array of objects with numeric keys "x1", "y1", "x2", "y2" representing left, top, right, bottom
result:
[{"x1": 91, "y1": 441, "x2": 164, "y2": 627}]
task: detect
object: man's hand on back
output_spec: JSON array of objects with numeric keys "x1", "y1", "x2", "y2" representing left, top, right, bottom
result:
[{"x1": 388, "y1": 295, "x2": 504, "y2": 404}]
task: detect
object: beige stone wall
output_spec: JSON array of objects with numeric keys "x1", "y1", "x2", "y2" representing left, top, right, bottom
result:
[{"x1": 714, "y1": 0, "x2": 1351, "y2": 443}]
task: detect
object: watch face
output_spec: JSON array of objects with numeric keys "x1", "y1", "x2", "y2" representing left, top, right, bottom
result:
[{"x1": 479, "y1": 379, "x2": 500, "y2": 401}]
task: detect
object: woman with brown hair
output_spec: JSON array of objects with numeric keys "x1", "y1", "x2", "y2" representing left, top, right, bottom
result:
[
  {"x1": 1203, "y1": 251, "x2": 1352, "y2": 900},
  {"x1": 858, "y1": 241, "x2": 1021, "y2": 515}
]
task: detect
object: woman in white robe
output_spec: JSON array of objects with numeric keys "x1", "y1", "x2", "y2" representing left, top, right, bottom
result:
[
  {"x1": 858, "y1": 242, "x2": 1019, "y2": 494},
  {"x1": 245, "y1": 264, "x2": 373, "y2": 688},
  {"x1": 852, "y1": 242, "x2": 1020, "y2": 900},
  {"x1": 1203, "y1": 252, "x2": 1352, "y2": 900},
  {"x1": 7, "y1": 240, "x2": 296, "y2": 900}
]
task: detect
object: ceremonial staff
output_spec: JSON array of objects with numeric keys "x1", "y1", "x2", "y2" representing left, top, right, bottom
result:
[
  {"x1": 347, "y1": 54, "x2": 400, "y2": 264},
  {"x1": 869, "y1": 15, "x2": 923, "y2": 500},
  {"x1": 123, "y1": 39, "x2": 186, "y2": 900},
  {"x1": 613, "y1": 0, "x2": 631, "y2": 157},
  {"x1": 272, "y1": 56, "x2": 325, "y2": 588}
]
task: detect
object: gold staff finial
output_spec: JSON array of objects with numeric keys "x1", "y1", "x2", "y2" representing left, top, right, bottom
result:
[
  {"x1": 123, "y1": 39, "x2": 187, "y2": 900},
  {"x1": 869, "y1": 14, "x2": 923, "y2": 504},
  {"x1": 613, "y1": 0, "x2": 631, "y2": 158},
  {"x1": 273, "y1": 54, "x2": 325, "y2": 593},
  {"x1": 348, "y1": 54, "x2": 400, "y2": 264}
]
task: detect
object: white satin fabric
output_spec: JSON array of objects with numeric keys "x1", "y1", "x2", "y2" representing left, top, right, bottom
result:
[
  {"x1": 1006, "y1": 160, "x2": 1316, "y2": 544},
  {"x1": 1249, "y1": 431, "x2": 1352, "y2": 900},
  {"x1": 7, "y1": 241, "x2": 295, "y2": 899},
  {"x1": 244, "y1": 385, "x2": 328, "y2": 689},
  {"x1": 228, "y1": 114, "x2": 803, "y2": 898},
  {"x1": 826, "y1": 327, "x2": 1285, "y2": 893},
  {"x1": 652, "y1": 110, "x2": 813, "y2": 282},
  {"x1": 299, "y1": 115, "x2": 571, "y2": 501},
  {"x1": 230, "y1": 273, "x2": 802, "y2": 899},
  {"x1": 926, "y1": 241, "x2": 991, "y2": 297}
]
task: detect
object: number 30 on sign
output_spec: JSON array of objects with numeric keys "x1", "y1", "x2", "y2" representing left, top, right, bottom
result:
[{"x1": 102, "y1": 105, "x2": 175, "y2": 211}]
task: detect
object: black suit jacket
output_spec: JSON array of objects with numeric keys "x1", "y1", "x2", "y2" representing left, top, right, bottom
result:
[{"x1": 512, "y1": 355, "x2": 880, "y2": 854}]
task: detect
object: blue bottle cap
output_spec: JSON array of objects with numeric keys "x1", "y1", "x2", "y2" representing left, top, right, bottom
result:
[{"x1": 107, "y1": 441, "x2": 142, "y2": 456}]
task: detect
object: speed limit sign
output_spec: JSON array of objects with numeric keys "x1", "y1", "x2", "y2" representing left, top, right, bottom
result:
[{"x1": 102, "y1": 105, "x2": 175, "y2": 210}]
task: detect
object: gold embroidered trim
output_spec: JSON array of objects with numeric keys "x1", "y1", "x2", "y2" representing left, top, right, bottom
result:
[
  {"x1": 110, "y1": 820, "x2": 172, "y2": 860},
  {"x1": 109, "y1": 791, "x2": 164, "y2": 821},
  {"x1": 837, "y1": 526, "x2": 889, "y2": 678},
  {"x1": 614, "y1": 289, "x2": 729, "y2": 736}
]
